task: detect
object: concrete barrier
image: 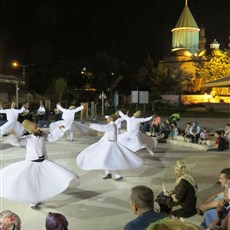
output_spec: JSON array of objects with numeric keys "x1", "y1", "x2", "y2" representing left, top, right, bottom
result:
[{"x1": 166, "y1": 139, "x2": 209, "y2": 151}]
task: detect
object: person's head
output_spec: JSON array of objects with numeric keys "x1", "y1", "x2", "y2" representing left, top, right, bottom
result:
[
  {"x1": 171, "y1": 122, "x2": 177, "y2": 127},
  {"x1": 0, "y1": 210, "x2": 21, "y2": 230},
  {"x1": 192, "y1": 121, "x2": 198, "y2": 126},
  {"x1": 219, "y1": 168, "x2": 230, "y2": 188},
  {"x1": 220, "y1": 130, "x2": 225, "y2": 136},
  {"x1": 186, "y1": 123, "x2": 191, "y2": 128},
  {"x1": 68, "y1": 105, "x2": 76, "y2": 110},
  {"x1": 11, "y1": 101, "x2": 16, "y2": 109},
  {"x1": 129, "y1": 185, "x2": 154, "y2": 215},
  {"x1": 225, "y1": 124, "x2": 230, "y2": 130},
  {"x1": 22, "y1": 119, "x2": 42, "y2": 136},
  {"x1": 202, "y1": 128, "x2": 207, "y2": 132},
  {"x1": 174, "y1": 160, "x2": 189, "y2": 178},
  {"x1": 105, "y1": 114, "x2": 118, "y2": 123},
  {"x1": 39, "y1": 100, "x2": 43, "y2": 106},
  {"x1": 133, "y1": 110, "x2": 142, "y2": 118},
  {"x1": 45, "y1": 212, "x2": 68, "y2": 230},
  {"x1": 146, "y1": 217, "x2": 200, "y2": 230},
  {"x1": 215, "y1": 130, "x2": 221, "y2": 138}
]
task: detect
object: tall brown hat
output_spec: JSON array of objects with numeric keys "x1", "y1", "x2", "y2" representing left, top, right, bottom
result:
[
  {"x1": 109, "y1": 114, "x2": 118, "y2": 121},
  {"x1": 133, "y1": 110, "x2": 142, "y2": 118},
  {"x1": 22, "y1": 119, "x2": 37, "y2": 133},
  {"x1": 69, "y1": 105, "x2": 76, "y2": 110},
  {"x1": 11, "y1": 101, "x2": 16, "y2": 109}
]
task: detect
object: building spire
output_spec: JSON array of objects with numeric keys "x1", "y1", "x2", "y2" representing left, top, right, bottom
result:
[{"x1": 185, "y1": 0, "x2": 188, "y2": 6}]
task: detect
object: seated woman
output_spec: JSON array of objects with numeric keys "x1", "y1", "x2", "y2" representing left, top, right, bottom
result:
[{"x1": 165, "y1": 160, "x2": 198, "y2": 218}]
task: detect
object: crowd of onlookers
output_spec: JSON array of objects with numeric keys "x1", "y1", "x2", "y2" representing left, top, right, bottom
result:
[
  {"x1": 3, "y1": 165, "x2": 230, "y2": 230},
  {"x1": 0, "y1": 211, "x2": 68, "y2": 230},
  {"x1": 141, "y1": 113, "x2": 230, "y2": 151}
]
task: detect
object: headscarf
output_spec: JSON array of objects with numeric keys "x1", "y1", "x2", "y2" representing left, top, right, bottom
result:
[
  {"x1": 174, "y1": 160, "x2": 198, "y2": 196},
  {"x1": 0, "y1": 210, "x2": 21, "y2": 230}
]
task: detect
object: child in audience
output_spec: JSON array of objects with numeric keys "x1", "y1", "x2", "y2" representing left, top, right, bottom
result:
[{"x1": 199, "y1": 127, "x2": 208, "y2": 144}]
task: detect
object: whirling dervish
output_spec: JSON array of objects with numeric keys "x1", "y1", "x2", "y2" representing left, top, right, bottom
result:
[
  {"x1": 0, "y1": 119, "x2": 80, "y2": 210},
  {"x1": 76, "y1": 114, "x2": 144, "y2": 181},
  {"x1": 0, "y1": 101, "x2": 26, "y2": 137},
  {"x1": 49, "y1": 103, "x2": 89, "y2": 141},
  {"x1": 117, "y1": 110, "x2": 157, "y2": 155}
]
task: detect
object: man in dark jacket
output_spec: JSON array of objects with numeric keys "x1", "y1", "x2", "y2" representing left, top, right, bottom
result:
[{"x1": 122, "y1": 185, "x2": 166, "y2": 230}]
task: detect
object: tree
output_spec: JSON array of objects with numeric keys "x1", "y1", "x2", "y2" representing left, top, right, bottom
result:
[
  {"x1": 55, "y1": 78, "x2": 67, "y2": 103},
  {"x1": 200, "y1": 55, "x2": 230, "y2": 83}
]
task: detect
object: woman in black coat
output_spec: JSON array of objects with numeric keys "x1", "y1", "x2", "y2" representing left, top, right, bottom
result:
[{"x1": 169, "y1": 160, "x2": 198, "y2": 218}]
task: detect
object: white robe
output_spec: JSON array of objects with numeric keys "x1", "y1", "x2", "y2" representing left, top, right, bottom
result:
[
  {"x1": 115, "y1": 117, "x2": 125, "y2": 135},
  {"x1": 49, "y1": 105, "x2": 89, "y2": 140},
  {"x1": 117, "y1": 111, "x2": 158, "y2": 155},
  {"x1": 0, "y1": 128, "x2": 79, "y2": 204},
  {"x1": 76, "y1": 122, "x2": 144, "y2": 170},
  {"x1": 0, "y1": 107, "x2": 25, "y2": 137}
]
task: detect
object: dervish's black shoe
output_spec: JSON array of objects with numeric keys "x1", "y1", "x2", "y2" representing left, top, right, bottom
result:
[
  {"x1": 30, "y1": 204, "x2": 41, "y2": 210},
  {"x1": 103, "y1": 174, "x2": 112, "y2": 179},
  {"x1": 114, "y1": 176, "x2": 123, "y2": 181}
]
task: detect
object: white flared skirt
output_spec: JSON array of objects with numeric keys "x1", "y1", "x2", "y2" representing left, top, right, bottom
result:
[
  {"x1": 0, "y1": 160, "x2": 79, "y2": 204},
  {"x1": 76, "y1": 141, "x2": 144, "y2": 170},
  {"x1": 50, "y1": 120, "x2": 90, "y2": 134},
  {"x1": 118, "y1": 132, "x2": 158, "y2": 153}
]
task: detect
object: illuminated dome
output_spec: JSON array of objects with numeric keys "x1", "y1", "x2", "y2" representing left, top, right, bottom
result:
[{"x1": 169, "y1": 48, "x2": 192, "y2": 57}]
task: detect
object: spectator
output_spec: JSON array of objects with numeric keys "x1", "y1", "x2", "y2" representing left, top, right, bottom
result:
[
  {"x1": 36, "y1": 100, "x2": 46, "y2": 122},
  {"x1": 183, "y1": 122, "x2": 191, "y2": 141},
  {"x1": 165, "y1": 160, "x2": 198, "y2": 218},
  {"x1": 157, "y1": 120, "x2": 171, "y2": 139},
  {"x1": 18, "y1": 102, "x2": 33, "y2": 123},
  {"x1": 146, "y1": 217, "x2": 200, "y2": 230},
  {"x1": 45, "y1": 212, "x2": 68, "y2": 230},
  {"x1": 199, "y1": 127, "x2": 208, "y2": 144},
  {"x1": 208, "y1": 183, "x2": 230, "y2": 230},
  {"x1": 0, "y1": 210, "x2": 21, "y2": 230},
  {"x1": 188, "y1": 121, "x2": 201, "y2": 143},
  {"x1": 197, "y1": 168, "x2": 230, "y2": 229},
  {"x1": 168, "y1": 122, "x2": 179, "y2": 139},
  {"x1": 122, "y1": 185, "x2": 166, "y2": 230},
  {"x1": 219, "y1": 210, "x2": 230, "y2": 230},
  {"x1": 150, "y1": 114, "x2": 161, "y2": 137},
  {"x1": 208, "y1": 130, "x2": 226, "y2": 151},
  {"x1": 221, "y1": 129, "x2": 230, "y2": 149},
  {"x1": 224, "y1": 124, "x2": 230, "y2": 142}
]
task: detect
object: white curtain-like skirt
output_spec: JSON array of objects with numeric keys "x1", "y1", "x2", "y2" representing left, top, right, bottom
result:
[
  {"x1": 0, "y1": 160, "x2": 79, "y2": 204},
  {"x1": 76, "y1": 140, "x2": 144, "y2": 170}
]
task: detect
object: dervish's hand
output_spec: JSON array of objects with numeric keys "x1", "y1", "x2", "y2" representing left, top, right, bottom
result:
[{"x1": 59, "y1": 125, "x2": 65, "y2": 129}]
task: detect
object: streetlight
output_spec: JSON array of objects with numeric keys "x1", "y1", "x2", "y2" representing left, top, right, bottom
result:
[
  {"x1": 12, "y1": 62, "x2": 34, "y2": 78},
  {"x1": 99, "y1": 91, "x2": 107, "y2": 116}
]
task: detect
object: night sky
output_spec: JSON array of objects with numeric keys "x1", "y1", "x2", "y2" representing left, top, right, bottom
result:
[{"x1": 1, "y1": 0, "x2": 229, "y2": 70}]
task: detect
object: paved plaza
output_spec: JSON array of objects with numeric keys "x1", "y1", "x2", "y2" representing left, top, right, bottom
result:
[{"x1": 0, "y1": 117, "x2": 229, "y2": 230}]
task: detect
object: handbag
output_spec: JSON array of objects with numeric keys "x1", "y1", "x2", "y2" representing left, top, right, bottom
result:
[{"x1": 155, "y1": 191, "x2": 173, "y2": 215}]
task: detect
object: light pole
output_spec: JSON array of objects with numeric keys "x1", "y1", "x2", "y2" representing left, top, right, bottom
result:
[
  {"x1": 12, "y1": 62, "x2": 34, "y2": 78},
  {"x1": 99, "y1": 91, "x2": 107, "y2": 116}
]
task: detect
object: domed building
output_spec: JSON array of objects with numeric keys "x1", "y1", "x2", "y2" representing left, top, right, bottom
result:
[{"x1": 160, "y1": 0, "x2": 229, "y2": 94}]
